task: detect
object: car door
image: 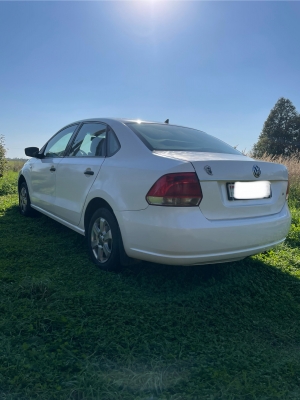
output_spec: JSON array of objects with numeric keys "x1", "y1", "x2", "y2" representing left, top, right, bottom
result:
[
  {"x1": 30, "y1": 124, "x2": 78, "y2": 213},
  {"x1": 54, "y1": 122, "x2": 107, "y2": 225}
]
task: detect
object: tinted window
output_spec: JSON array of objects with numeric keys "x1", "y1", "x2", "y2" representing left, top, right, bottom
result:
[
  {"x1": 68, "y1": 123, "x2": 107, "y2": 157},
  {"x1": 107, "y1": 127, "x2": 120, "y2": 156},
  {"x1": 44, "y1": 125, "x2": 78, "y2": 158},
  {"x1": 126, "y1": 123, "x2": 242, "y2": 155}
]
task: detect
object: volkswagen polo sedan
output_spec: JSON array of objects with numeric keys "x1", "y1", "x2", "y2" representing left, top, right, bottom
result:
[{"x1": 19, "y1": 118, "x2": 291, "y2": 271}]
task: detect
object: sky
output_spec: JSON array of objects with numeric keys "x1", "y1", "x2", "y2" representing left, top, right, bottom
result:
[{"x1": 1, "y1": 1, "x2": 300, "y2": 158}]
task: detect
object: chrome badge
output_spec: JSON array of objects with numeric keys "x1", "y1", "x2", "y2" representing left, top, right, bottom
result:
[
  {"x1": 252, "y1": 165, "x2": 261, "y2": 178},
  {"x1": 204, "y1": 165, "x2": 213, "y2": 176}
]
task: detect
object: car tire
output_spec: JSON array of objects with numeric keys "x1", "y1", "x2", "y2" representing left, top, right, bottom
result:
[
  {"x1": 19, "y1": 181, "x2": 35, "y2": 217},
  {"x1": 87, "y1": 208, "x2": 121, "y2": 272}
]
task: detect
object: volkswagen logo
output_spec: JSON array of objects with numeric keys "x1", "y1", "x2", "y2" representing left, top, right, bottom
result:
[
  {"x1": 204, "y1": 165, "x2": 213, "y2": 175},
  {"x1": 252, "y1": 165, "x2": 261, "y2": 178}
]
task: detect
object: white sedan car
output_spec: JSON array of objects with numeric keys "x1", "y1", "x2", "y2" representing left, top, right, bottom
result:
[{"x1": 19, "y1": 118, "x2": 291, "y2": 271}]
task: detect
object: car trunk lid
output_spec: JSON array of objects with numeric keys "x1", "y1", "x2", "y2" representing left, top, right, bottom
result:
[{"x1": 154, "y1": 151, "x2": 288, "y2": 220}]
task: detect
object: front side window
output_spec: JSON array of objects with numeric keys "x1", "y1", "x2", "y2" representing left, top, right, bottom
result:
[
  {"x1": 68, "y1": 123, "x2": 107, "y2": 157},
  {"x1": 126, "y1": 123, "x2": 242, "y2": 155},
  {"x1": 44, "y1": 125, "x2": 78, "y2": 158}
]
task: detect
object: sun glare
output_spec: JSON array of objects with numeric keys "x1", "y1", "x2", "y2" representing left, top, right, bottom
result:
[{"x1": 108, "y1": 1, "x2": 186, "y2": 38}]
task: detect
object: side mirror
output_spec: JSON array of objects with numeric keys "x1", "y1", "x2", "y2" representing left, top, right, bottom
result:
[{"x1": 25, "y1": 147, "x2": 40, "y2": 158}]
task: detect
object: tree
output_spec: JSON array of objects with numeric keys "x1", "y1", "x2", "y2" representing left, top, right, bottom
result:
[
  {"x1": 252, "y1": 97, "x2": 300, "y2": 158},
  {"x1": 0, "y1": 135, "x2": 7, "y2": 177}
]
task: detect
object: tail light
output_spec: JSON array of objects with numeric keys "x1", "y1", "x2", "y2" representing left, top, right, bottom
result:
[
  {"x1": 146, "y1": 172, "x2": 202, "y2": 206},
  {"x1": 286, "y1": 179, "x2": 290, "y2": 200}
]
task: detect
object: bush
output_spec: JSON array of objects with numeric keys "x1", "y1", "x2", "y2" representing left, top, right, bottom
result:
[
  {"x1": 0, "y1": 171, "x2": 18, "y2": 196},
  {"x1": 0, "y1": 135, "x2": 7, "y2": 177}
]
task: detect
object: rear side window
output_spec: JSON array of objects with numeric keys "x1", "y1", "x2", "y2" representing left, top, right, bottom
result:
[
  {"x1": 126, "y1": 123, "x2": 241, "y2": 155},
  {"x1": 68, "y1": 123, "x2": 107, "y2": 157},
  {"x1": 107, "y1": 127, "x2": 121, "y2": 156}
]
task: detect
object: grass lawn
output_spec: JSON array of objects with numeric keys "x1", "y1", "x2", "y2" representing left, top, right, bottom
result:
[{"x1": 1, "y1": 172, "x2": 300, "y2": 399}]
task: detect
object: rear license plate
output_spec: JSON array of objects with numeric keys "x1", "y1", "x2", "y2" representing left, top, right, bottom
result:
[{"x1": 227, "y1": 181, "x2": 271, "y2": 201}]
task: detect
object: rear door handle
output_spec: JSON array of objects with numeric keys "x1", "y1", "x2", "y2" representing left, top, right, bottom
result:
[
  {"x1": 50, "y1": 166, "x2": 56, "y2": 172},
  {"x1": 84, "y1": 170, "x2": 94, "y2": 176}
]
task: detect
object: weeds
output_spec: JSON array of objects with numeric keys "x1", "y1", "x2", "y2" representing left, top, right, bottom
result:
[
  {"x1": 256, "y1": 153, "x2": 300, "y2": 187},
  {"x1": 6, "y1": 159, "x2": 26, "y2": 172}
]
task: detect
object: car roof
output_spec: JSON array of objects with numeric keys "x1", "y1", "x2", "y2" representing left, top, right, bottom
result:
[
  {"x1": 68, "y1": 117, "x2": 164, "y2": 124},
  {"x1": 64, "y1": 118, "x2": 194, "y2": 131}
]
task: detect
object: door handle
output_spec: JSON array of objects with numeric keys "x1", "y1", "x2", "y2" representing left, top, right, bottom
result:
[
  {"x1": 84, "y1": 170, "x2": 94, "y2": 176},
  {"x1": 50, "y1": 166, "x2": 56, "y2": 172}
]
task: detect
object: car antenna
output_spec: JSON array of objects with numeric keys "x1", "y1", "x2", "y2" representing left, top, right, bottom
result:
[{"x1": 164, "y1": 119, "x2": 169, "y2": 124}]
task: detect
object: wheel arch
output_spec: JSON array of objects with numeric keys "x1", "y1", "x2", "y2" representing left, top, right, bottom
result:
[
  {"x1": 84, "y1": 197, "x2": 114, "y2": 234},
  {"x1": 18, "y1": 174, "x2": 26, "y2": 192},
  {"x1": 84, "y1": 197, "x2": 139, "y2": 266}
]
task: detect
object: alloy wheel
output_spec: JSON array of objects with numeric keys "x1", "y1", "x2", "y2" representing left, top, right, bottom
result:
[
  {"x1": 91, "y1": 217, "x2": 113, "y2": 263},
  {"x1": 19, "y1": 186, "x2": 28, "y2": 213}
]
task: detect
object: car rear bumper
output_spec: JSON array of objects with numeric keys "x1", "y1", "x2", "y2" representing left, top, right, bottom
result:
[{"x1": 117, "y1": 203, "x2": 291, "y2": 265}]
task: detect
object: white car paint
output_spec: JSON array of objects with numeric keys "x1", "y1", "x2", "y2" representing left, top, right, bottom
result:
[
  {"x1": 54, "y1": 157, "x2": 105, "y2": 225},
  {"x1": 20, "y1": 118, "x2": 291, "y2": 266},
  {"x1": 30, "y1": 157, "x2": 57, "y2": 213},
  {"x1": 118, "y1": 205, "x2": 289, "y2": 265}
]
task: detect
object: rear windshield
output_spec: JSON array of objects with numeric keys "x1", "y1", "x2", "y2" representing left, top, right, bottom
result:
[{"x1": 126, "y1": 123, "x2": 242, "y2": 155}]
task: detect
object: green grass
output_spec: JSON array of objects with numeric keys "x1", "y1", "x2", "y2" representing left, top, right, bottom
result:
[{"x1": 1, "y1": 173, "x2": 300, "y2": 399}]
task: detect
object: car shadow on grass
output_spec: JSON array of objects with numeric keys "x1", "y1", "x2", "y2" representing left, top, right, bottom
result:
[{"x1": 1, "y1": 201, "x2": 299, "y2": 290}]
